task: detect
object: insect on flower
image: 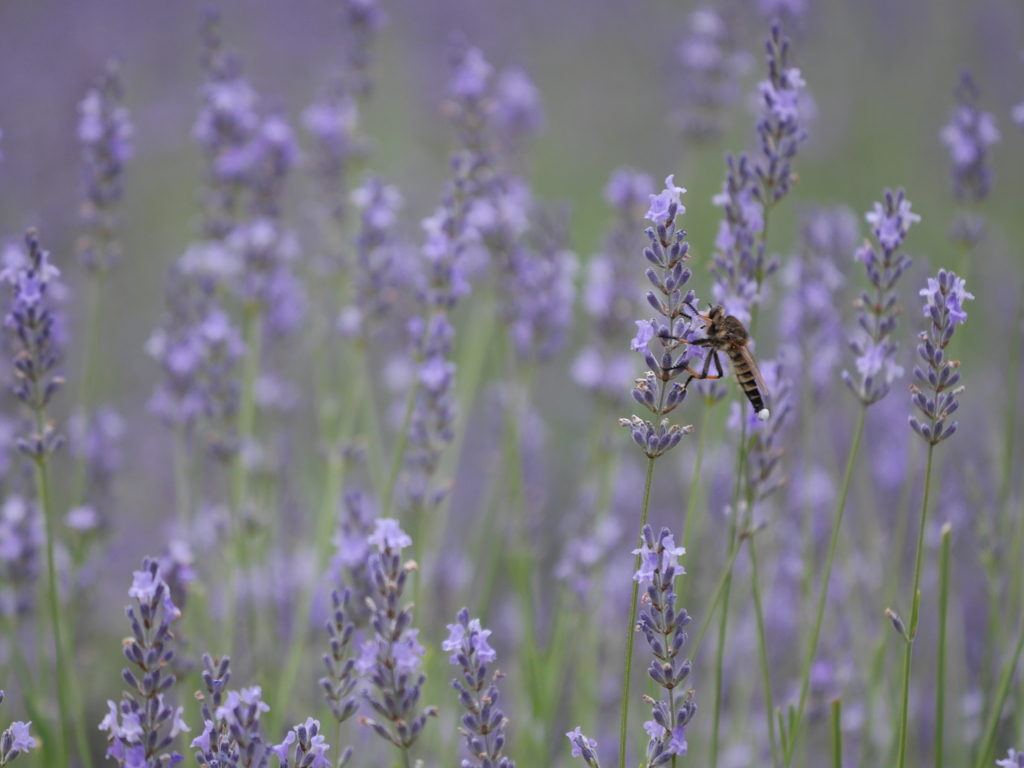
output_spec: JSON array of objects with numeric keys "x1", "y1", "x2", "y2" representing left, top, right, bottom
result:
[{"x1": 664, "y1": 304, "x2": 771, "y2": 421}]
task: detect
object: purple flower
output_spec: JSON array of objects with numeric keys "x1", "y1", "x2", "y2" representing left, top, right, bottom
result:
[
  {"x1": 100, "y1": 558, "x2": 186, "y2": 768},
  {"x1": 997, "y1": 748, "x2": 1024, "y2": 768},
  {"x1": 270, "y1": 718, "x2": 331, "y2": 768},
  {"x1": 644, "y1": 174, "x2": 687, "y2": 222},
  {"x1": 77, "y1": 61, "x2": 134, "y2": 274},
  {"x1": 0, "y1": 715, "x2": 36, "y2": 764},
  {"x1": 909, "y1": 269, "x2": 972, "y2": 445},
  {"x1": 671, "y1": 7, "x2": 752, "y2": 140},
  {"x1": 842, "y1": 189, "x2": 916, "y2": 405},
  {"x1": 940, "y1": 72, "x2": 999, "y2": 202},
  {"x1": 566, "y1": 727, "x2": 601, "y2": 767},
  {"x1": 358, "y1": 526, "x2": 437, "y2": 754},
  {"x1": 445, "y1": 609, "x2": 512, "y2": 767},
  {"x1": 320, "y1": 589, "x2": 359, "y2": 728}
]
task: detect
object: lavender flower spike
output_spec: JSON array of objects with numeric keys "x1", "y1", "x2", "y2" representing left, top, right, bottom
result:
[
  {"x1": 269, "y1": 718, "x2": 330, "y2": 768},
  {"x1": 0, "y1": 693, "x2": 36, "y2": 766},
  {"x1": 842, "y1": 188, "x2": 918, "y2": 405},
  {"x1": 357, "y1": 519, "x2": 438, "y2": 755},
  {"x1": 445, "y1": 608, "x2": 513, "y2": 768},
  {"x1": 909, "y1": 269, "x2": 972, "y2": 445},
  {"x1": 566, "y1": 727, "x2": 601, "y2": 768},
  {"x1": 98, "y1": 558, "x2": 188, "y2": 767},
  {"x1": 940, "y1": 71, "x2": 999, "y2": 203},
  {"x1": 620, "y1": 175, "x2": 698, "y2": 458},
  {"x1": 634, "y1": 524, "x2": 697, "y2": 767}
]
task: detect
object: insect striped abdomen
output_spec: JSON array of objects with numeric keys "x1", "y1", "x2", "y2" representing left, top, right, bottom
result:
[{"x1": 729, "y1": 349, "x2": 766, "y2": 413}]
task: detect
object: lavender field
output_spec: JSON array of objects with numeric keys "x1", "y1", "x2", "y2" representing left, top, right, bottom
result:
[{"x1": 1, "y1": 0, "x2": 1024, "y2": 766}]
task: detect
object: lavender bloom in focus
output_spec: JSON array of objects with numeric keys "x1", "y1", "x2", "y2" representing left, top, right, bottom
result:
[
  {"x1": 909, "y1": 269, "x2": 972, "y2": 445},
  {"x1": 671, "y1": 6, "x2": 752, "y2": 141},
  {"x1": 0, "y1": 693, "x2": 35, "y2": 765},
  {"x1": 710, "y1": 154, "x2": 765, "y2": 323},
  {"x1": 77, "y1": 60, "x2": 134, "y2": 274},
  {"x1": 842, "y1": 189, "x2": 918, "y2": 405},
  {"x1": 572, "y1": 168, "x2": 653, "y2": 400},
  {"x1": 755, "y1": 22, "x2": 808, "y2": 206},
  {"x1": 357, "y1": 520, "x2": 438, "y2": 753},
  {"x1": 633, "y1": 525, "x2": 697, "y2": 766},
  {"x1": 566, "y1": 728, "x2": 601, "y2": 767},
  {"x1": 269, "y1": 718, "x2": 330, "y2": 768},
  {"x1": 940, "y1": 72, "x2": 999, "y2": 203},
  {"x1": 191, "y1": 654, "x2": 271, "y2": 768},
  {"x1": 620, "y1": 176, "x2": 697, "y2": 459},
  {"x1": 2, "y1": 230, "x2": 64, "y2": 462},
  {"x1": 97, "y1": 558, "x2": 188, "y2": 767},
  {"x1": 444, "y1": 608, "x2": 514, "y2": 768}
]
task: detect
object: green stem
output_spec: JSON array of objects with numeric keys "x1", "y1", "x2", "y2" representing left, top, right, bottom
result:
[
  {"x1": 35, "y1": 459, "x2": 72, "y2": 768},
  {"x1": 618, "y1": 457, "x2": 657, "y2": 768},
  {"x1": 681, "y1": 399, "x2": 712, "y2": 559},
  {"x1": 784, "y1": 406, "x2": 866, "y2": 766},
  {"x1": 688, "y1": 533, "x2": 746, "y2": 659},
  {"x1": 383, "y1": 378, "x2": 417, "y2": 520},
  {"x1": 935, "y1": 522, "x2": 952, "y2": 768},
  {"x1": 749, "y1": 534, "x2": 780, "y2": 768},
  {"x1": 831, "y1": 698, "x2": 843, "y2": 768},
  {"x1": 974, "y1": 595, "x2": 1024, "y2": 768},
  {"x1": 895, "y1": 442, "x2": 936, "y2": 768}
]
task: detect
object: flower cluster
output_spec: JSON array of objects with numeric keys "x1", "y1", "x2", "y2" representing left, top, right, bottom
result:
[
  {"x1": 0, "y1": 691, "x2": 35, "y2": 766},
  {"x1": 338, "y1": 175, "x2": 410, "y2": 339},
  {"x1": 444, "y1": 608, "x2": 513, "y2": 768},
  {"x1": 269, "y1": 719, "x2": 330, "y2": 768},
  {"x1": 908, "y1": 269, "x2": 972, "y2": 445},
  {"x1": 755, "y1": 21, "x2": 809, "y2": 206},
  {"x1": 621, "y1": 176, "x2": 697, "y2": 459},
  {"x1": 940, "y1": 71, "x2": 1000, "y2": 203},
  {"x1": 191, "y1": 655, "x2": 272, "y2": 768},
  {"x1": 319, "y1": 588, "x2": 358, "y2": 760},
  {"x1": 670, "y1": 6, "x2": 752, "y2": 141},
  {"x1": 566, "y1": 727, "x2": 601, "y2": 768},
  {"x1": 2, "y1": 230, "x2": 64, "y2": 461},
  {"x1": 730, "y1": 360, "x2": 793, "y2": 501},
  {"x1": 842, "y1": 188, "x2": 918, "y2": 405},
  {"x1": 356, "y1": 519, "x2": 437, "y2": 754},
  {"x1": 76, "y1": 60, "x2": 134, "y2": 274},
  {"x1": 572, "y1": 168, "x2": 653, "y2": 400},
  {"x1": 97, "y1": 558, "x2": 188, "y2": 767},
  {"x1": 633, "y1": 525, "x2": 696, "y2": 766},
  {"x1": 146, "y1": 268, "x2": 244, "y2": 455}
]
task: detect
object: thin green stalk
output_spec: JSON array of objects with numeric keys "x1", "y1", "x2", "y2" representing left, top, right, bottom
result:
[
  {"x1": 618, "y1": 456, "x2": 657, "y2": 768},
  {"x1": 681, "y1": 398, "x2": 712, "y2": 558},
  {"x1": 688, "y1": 533, "x2": 747, "y2": 659},
  {"x1": 936, "y1": 522, "x2": 952, "y2": 768},
  {"x1": 710, "y1": 421, "x2": 749, "y2": 768},
  {"x1": 225, "y1": 305, "x2": 262, "y2": 657},
  {"x1": 784, "y1": 406, "x2": 866, "y2": 766},
  {"x1": 832, "y1": 698, "x2": 843, "y2": 768},
  {"x1": 749, "y1": 534, "x2": 780, "y2": 768},
  {"x1": 974, "y1": 594, "x2": 1024, "y2": 768},
  {"x1": 383, "y1": 379, "x2": 417, "y2": 520},
  {"x1": 895, "y1": 443, "x2": 936, "y2": 768},
  {"x1": 35, "y1": 459, "x2": 72, "y2": 768}
]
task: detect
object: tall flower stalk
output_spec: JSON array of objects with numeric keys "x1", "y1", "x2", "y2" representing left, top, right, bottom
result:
[
  {"x1": 782, "y1": 189, "x2": 918, "y2": 765},
  {"x1": 2, "y1": 229, "x2": 80, "y2": 768},
  {"x1": 891, "y1": 269, "x2": 971, "y2": 768},
  {"x1": 617, "y1": 176, "x2": 696, "y2": 768}
]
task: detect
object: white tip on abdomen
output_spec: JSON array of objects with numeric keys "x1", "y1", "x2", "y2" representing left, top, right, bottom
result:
[{"x1": 757, "y1": 408, "x2": 770, "y2": 422}]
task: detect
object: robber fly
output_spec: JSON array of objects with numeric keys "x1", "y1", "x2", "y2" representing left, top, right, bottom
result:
[{"x1": 670, "y1": 304, "x2": 771, "y2": 421}]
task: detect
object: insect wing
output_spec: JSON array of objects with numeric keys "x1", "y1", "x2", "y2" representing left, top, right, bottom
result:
[{"x1": 737, "y1": 345, "x2": 770, "y2": 403}]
